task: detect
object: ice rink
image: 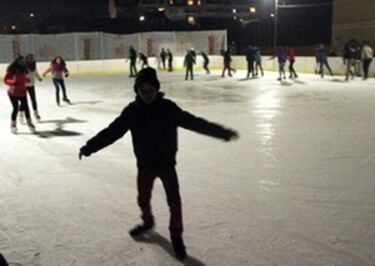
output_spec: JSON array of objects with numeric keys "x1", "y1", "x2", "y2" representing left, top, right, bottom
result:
[{"x1": 1, "y1": 70, "x2": 375, "y2": 266}]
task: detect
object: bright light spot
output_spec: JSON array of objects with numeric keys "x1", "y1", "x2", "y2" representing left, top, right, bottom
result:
[
  {"x1": 139, "y1": 15, "x2": 145, "y2": 21},
  {"x1": 250, "y1": 7, "x2": 256, "y2": 13},
  {"x1": 187, "y1": 16, "x2": 196, "y2": 25},
  {"x1": 187, "y1": 0, "x2": 194, "y2": 6},
  {"x1": 233, "y1": 16, "x2": 237, "y2": 20},
  {"x1": 232, "y1": 9, "x2": 236, "y2": 14},
  {"x1": 30, "y1": 13, "x2": 35, "y2": 18},
  {"x1": 270, "y1": 13, "x2": 275, "y2": 18},
  {"x1": 197, "y1": 0, "x2": 201, "y2": 5},
  {"x1": 11, "y1": 25, "x2": 16, "y2": 30},
  {"x1": 158, "y1": 7, "x2": 165, "y2": 12}
]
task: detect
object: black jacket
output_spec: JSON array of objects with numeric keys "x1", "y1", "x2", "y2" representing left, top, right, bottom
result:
[
  {"x1": 184, "y1": 52, "x2": 196, "y2": 67},
  {"x1": 80, "y1": 93, "x2": 235, "y2": 170}
]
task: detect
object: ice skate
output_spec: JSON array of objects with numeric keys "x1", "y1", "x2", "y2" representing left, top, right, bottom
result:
[
  {"x1": 27, "y1": 119, "x2": 36, "y2": 133},
  {"x1": 171, "y1": 235, "x2": 187, "y2": 260},
  {"x1": 129, "y1": 221, "x2": 154, "y2": 238},
  {"x1": 63, "y1": 97, "x2": 71, "y2": 104},
  {"x1": 10, "y1": 121, "x2": 17, "y2": 134},
  {"x1": 34, "y1": 111, "x2": 41, "y2": 121},
  {"x1": 19, "y1": 111, "x2": 25, "y2": 125}
]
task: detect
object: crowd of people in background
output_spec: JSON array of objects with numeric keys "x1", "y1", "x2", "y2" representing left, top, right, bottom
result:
[
  {"x1": 3, "y1": 39, "x2": 374, "y2": 134},
  {"x1": 123, "y1": 39, "x2": 373, "y2": 83},
  {"x1": 4, "y1": 54, "x2": 72, "y2": 134}
]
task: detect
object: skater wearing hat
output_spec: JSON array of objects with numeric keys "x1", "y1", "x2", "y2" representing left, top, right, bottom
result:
[{"x1": 79, "y1": 67, "x2": 239, "y2": 260}]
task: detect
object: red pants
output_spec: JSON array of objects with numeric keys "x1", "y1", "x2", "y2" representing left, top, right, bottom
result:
[{"x1": 137, "y1": 168, "x2": 183, "y2": 236}]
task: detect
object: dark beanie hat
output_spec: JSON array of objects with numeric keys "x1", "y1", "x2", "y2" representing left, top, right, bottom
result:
[{"x1": 133, "y1": 67, "x2": 160, "y2": 93}]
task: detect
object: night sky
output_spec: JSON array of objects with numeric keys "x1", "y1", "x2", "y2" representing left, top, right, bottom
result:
[{"x1": 0, "y1": 0, "x2": 333, "y2": 50}]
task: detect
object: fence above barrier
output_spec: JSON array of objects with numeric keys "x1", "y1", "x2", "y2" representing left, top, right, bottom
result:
[{"x1": 0, "y1": 30, "x2": 227, "y2": 63}]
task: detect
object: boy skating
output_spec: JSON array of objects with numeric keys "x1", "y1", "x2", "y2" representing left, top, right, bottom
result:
[{"x1": 79, "y1": 68, "x2": 238, "y2": 260}]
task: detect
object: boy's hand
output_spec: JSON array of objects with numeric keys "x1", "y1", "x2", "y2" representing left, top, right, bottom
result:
[
  {"x1": 230, "y1": 131, "x2": 239, "y2": 140},
  {"x1": 226, "y1": 130, "x2": 239, "y2": 141}
]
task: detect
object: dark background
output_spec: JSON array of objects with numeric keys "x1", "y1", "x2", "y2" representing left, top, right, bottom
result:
[{"x1": 0, "y1": 0, "x2": 333, "y2": 53}]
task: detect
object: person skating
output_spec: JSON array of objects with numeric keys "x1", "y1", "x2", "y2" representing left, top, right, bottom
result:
[
  {"x1": 343, "y1": 39, "x2": 358, "y2": 81},
  {"x1": 79, "y1": 68, "x2": 239, "y2": 260},
  {"x1": 270, "y1": 47, "x2": 287, "y2": 81},
  {"x1": 316, "y1": 44, "x2": 333, "y2": 78},
  {"x1": 246, "y1": 45, "x2": 255, "y2": 79},
  {"x1": 43, "y1": 56, "x2": 70, "y2": 106},
  {"x1": 184, "y1": 50, "x2": 196, "y2": 80},
  {"x1": 221, "y1": 48, "x2": 235, "y2": 77},
  {"x1": 128, "y1": 46, "x2": 138, "y2": 77},
  {"x1": 201, "y1": 51, "x2": 210, "y2": 74},
  {"x1": 254, "y1": 46, "x2": 264, "y2": 77},
  {"x1": 19, "y1": 53, "x2": 43, "y2": 124},
  {"x1": 287, "y1": 47, "x2": 298, "y2": 79},
  {"x1": 361, "y1": 41, "x2": 373, "y2": 80},
  {"x1": 160, "y1": 48, "x2": 167, "y2": 71},
  {"x1": 190, "y1": 47, "x2": 197, "y2": 60},
  {"x1": 4, "y1": 55, "x2": 35, "y2": 133},
  {"x1": 314, "y1": 44, "x2": 320, "y2": 74},
  {"x1": 167, "y1": 49, "x2": 173, "y2": 72},
  {"x1": 138, "y1": 52, "x2": 149, "y2": 69}
]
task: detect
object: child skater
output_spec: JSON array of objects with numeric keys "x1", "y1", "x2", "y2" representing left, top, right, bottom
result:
[
  {"x1": 79, "y1": 67, "x2": 239, "y2": 260},
  {"x1": 138, "y1": 52, "x2": 149, "y2": 69},
  {"x1": 270, "y1": 47, "x2": 287, "y2": 81},
  {"x1": 287, "y1": 47, "x2": 298, "y2": 79},
  {"x1": 43, "y1": 56, "x2": 70, "y2": 105},
  {"x1": 201, "y1": 51, "x2": 210, "y2": 74},
  {"x1": 19, "y1": 53, "x2": 43, "y2": 123},
  {"x1": 184, "y1": 50, "x2": 196, "y2": 80},
  {"x1": 221, "y1": 48, "x2": 236, "y2": 77},
  {"x1": 4, "y1": 55, "x2": 35, "y2": 133}
]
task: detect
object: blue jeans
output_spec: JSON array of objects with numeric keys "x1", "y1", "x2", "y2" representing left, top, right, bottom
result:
[{"x1": 52, "y1": 78, "x2": 68, "y2": 103}]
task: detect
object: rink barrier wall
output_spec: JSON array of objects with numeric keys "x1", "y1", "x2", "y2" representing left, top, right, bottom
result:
[{"x1": 1, "y1": 56, "x2": 374, "y2": 77}]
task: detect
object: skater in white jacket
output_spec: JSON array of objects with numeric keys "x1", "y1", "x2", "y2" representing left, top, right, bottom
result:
[{"x1": 19, "y1": 54, "x2": 43, "y2": 123}]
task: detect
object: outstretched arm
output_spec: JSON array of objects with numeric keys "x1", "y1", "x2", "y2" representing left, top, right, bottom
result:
[
  {"x1": 42, "y1": 66, "x2": 52, "y2": 77},
  {"x1": 79, "y1": 107, "x2": 132, "y2": 159},
  {"x1": 176, "y1": 105, "x2": 238, "y2": 141}
]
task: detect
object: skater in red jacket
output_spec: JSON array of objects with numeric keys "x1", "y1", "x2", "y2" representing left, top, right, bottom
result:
[
  {"x1": 4, "y1": 55, "x2": 35, "y2": 133},
  {"x1": 79, "y1": 67, "x2": 239, "y2": 260}
]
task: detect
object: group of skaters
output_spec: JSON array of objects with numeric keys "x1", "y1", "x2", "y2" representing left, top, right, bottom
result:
[
  {"x1": 339, "y1": 39, "x2": 374, "y2": 81},
  {"x1": 127, "y1": 46, "x2": 210, "y2": 81},
  {"x1": 4, "y1": 54, "x2": 71, "y2": 133}
]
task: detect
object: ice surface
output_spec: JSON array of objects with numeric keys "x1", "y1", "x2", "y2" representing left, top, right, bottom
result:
[{"x1": 1, "y1": 70, "x2": 375, "y2": 266}]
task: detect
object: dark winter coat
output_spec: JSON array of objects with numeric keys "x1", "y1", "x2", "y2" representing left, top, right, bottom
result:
[
  {"x1": 246, "y1": 47, "x2": 255, "y2": 62},
  {"x1": 316, "y1": 48, "x2": 327, "y2": 62},
  {"x1": 167, "y1": 51, "x2": 173, "y2": 62},
  {"x1": 223, "y1": 50, "x2": 232, "y2": 63},
  {"x1": 184, "y1": 52, "x2": 196, "y2": 67},
  {"x1": 343, "y1": 40, "x2": 360, "y2": 61},
  {"x1": 201, "y1": 52, "x2": 209, "y2": 63},
  {"x1": 80, "y1": 93, "x2": 234, "y2": 170},
  {"x1": 129, "y1": 47, "x2": 137, "y2": 62}
]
